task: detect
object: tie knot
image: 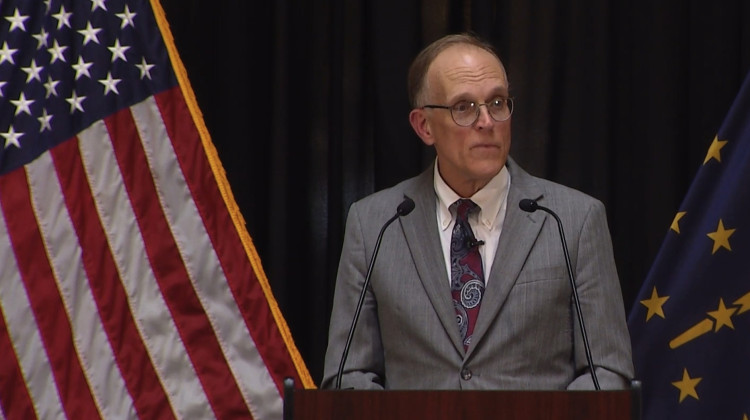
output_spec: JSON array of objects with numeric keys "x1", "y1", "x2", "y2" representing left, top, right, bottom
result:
[{"x1": 454, "y1": 199, "x2": 478, "y2": 221}]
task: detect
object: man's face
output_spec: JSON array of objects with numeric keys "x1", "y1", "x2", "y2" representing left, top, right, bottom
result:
[{"x1": 411, "y1": 44, "x2": 511, "y2": 197}]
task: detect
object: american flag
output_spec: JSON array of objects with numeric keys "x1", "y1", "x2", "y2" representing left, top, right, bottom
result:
[{"x1": 0, "y1": 0, "x2": 313, "y2": 419}]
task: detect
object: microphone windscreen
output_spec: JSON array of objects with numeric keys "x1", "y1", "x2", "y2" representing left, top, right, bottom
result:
[
  {"x1": 397, "y1": 196, "x2": 415, "y2": 216},
  {"x1": 519, "y1": 198, "x2": 538, "y2": 213}
]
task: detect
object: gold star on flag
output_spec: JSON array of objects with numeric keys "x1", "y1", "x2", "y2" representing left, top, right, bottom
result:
[
  {"x1": 703, "y1": 136, "x2": 728, "y2": 164},
  {"x1": 671, "y1": 211, "x2": 686, "y2": 233},
  {"x1": 640, "y1": 287, "x2": 670, "y2": 321},
  {"x1": 707, "y1": 298, "x2": 737, "y2": 331},
  {"x1": 707, "y1": 219, "x2": 735, "y2": 254},
  {"x1": 672, "y1": 368, "x2": 702, "y2": 403}
]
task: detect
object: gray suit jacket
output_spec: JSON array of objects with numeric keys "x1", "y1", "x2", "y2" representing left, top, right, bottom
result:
[{"x1": 321, "y1": 157, "x2": 634, "y2": 390}]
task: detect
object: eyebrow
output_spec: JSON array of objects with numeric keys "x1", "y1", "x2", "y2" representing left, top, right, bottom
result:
[{"x1": 447, "y1": 89, "x2": 509, "y2": 104}]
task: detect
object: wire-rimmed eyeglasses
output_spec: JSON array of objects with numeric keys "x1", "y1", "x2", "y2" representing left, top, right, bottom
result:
[{"x1": 422, "y1": 97, "x2": 514, "y2": 127}]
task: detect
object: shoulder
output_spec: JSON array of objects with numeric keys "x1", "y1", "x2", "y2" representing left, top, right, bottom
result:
[
  {"x1": 507, "y1": 157, "x2": 605, "y2": 216},
  {"x1": 350, "y1": 167, "x2": 432, "y2": 217}
]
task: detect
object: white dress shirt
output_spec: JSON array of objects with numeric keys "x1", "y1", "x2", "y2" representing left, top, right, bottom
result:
[{"x1": 433, "y1": 159, "x2": 510, "y2": 285}]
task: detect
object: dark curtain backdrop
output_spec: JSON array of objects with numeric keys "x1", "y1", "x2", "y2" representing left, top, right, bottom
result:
[{"x1": 159, "y1": 0, "x2": 750, "y2": 384}]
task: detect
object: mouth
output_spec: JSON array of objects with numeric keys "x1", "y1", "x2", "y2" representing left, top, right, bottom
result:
[{"x1": 472, "y1": 143, "x2": 500, "y2": 150}]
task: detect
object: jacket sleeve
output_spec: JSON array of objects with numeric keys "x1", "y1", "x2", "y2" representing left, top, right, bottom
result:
[
  {"x1": 320, "y1": 201, "x2": 385, "y2": 389},
  {"x1": 566, "y1": 199, "x2": 635, "y2": 390}
]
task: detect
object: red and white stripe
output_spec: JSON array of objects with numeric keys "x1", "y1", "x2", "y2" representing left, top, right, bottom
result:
[{"x1": 0, "y1": 86, "x2": 307, "y2": 419}]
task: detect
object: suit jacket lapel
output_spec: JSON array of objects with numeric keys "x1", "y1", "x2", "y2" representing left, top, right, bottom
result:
[
  {"x1": 468, "y1": 160, "x2": 548, "y2": 357},
  {"x1": 401, "y1": 166, "x2": 467, "y2": 353}
]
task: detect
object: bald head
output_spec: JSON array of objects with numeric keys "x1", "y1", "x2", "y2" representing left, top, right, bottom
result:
[{"x1": 407, "y1": 33, "x2": 506, "y2": 109}]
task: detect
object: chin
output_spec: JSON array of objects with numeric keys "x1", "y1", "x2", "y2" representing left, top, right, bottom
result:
[
  {"x1": 478, "y1": 155, "x2": 507, "y2": 170},
  {"x1": 471, "y1": 163, "x2": 504, "y2": 180}
]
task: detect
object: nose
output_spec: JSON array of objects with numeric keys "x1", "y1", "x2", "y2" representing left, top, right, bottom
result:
[{"x1": 474, "y1": 104, "x2": 494, "y2": 128}]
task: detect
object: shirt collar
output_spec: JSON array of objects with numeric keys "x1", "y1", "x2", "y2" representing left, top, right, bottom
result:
[{"x1": 434, "y1": 159, "x2": 510, "y2": 231}]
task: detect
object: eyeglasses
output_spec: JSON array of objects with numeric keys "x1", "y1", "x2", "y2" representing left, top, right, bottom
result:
[{"x1": 422, "y1": 97, "x2": 514, "y2": 127}]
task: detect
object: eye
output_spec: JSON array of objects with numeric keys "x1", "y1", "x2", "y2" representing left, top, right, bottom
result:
[
  {"x1": 452, "y1": 101, "x2": 475, "y2": 114},
  {"x1": 489, "y1": 97, "x2": 506, "y2": 109}
]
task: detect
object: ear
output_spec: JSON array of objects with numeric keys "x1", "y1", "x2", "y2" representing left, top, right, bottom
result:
[{"x1": 409, "y1": 108, "x2": 435, "y2": 146}]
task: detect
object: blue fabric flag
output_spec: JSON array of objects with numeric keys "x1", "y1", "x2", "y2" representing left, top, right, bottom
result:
[{"x1": 628, "y1": 71, "x2": 750, "y2": 419}]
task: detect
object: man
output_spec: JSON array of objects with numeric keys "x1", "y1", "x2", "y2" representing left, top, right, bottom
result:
[{"x1": 321, "y1": 33, "x2": 633, "y2": 390}]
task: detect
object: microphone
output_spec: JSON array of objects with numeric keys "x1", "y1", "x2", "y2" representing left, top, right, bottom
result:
[
  {"x1": 467, "y1": 238, "x2": 485, "y2": 248},
  {"x1": 518, "y1": 198, "x2": 539, "y2": 213},
  {"x1": 335, "y1": 195, "x2": 415, "y2": 389},
  {"x1": 519, "y1": 196, "x2": 601, "y2": 390}
]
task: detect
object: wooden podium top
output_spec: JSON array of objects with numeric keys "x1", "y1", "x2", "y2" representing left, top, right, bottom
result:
[{"x1": 284, "y1": 381, "x2": 641, "y2": 420}]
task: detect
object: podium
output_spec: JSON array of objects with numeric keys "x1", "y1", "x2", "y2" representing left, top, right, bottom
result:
[{"x1": 283, "y1": 379, "x2": 641, "y2": 420}]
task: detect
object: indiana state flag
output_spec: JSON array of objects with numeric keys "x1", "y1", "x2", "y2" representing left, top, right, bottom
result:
[{"x1": 628, "y1": 70, "x2": 750, "y2": 419}]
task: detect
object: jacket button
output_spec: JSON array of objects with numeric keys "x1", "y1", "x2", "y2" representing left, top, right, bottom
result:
[{"x1": 461, "y1": 368, "x2": 472, "y2": 381}]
